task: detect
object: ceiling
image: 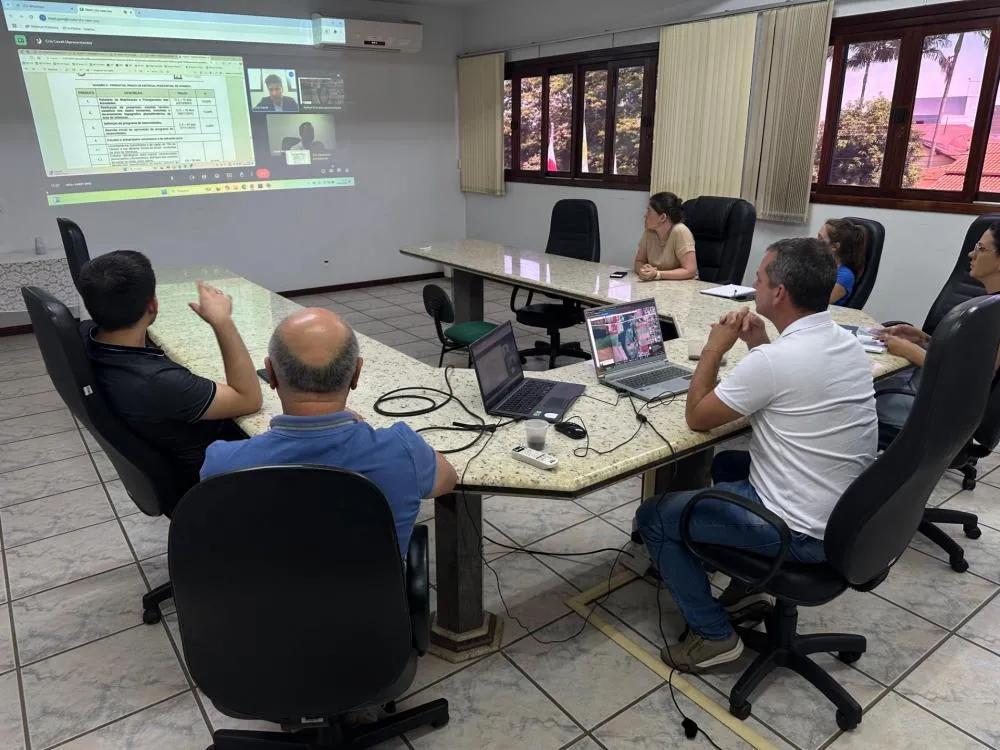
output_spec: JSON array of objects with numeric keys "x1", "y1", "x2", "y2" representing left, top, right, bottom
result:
[{"x1": 375, "y1": 0, "x2": 492, "y2": 6}]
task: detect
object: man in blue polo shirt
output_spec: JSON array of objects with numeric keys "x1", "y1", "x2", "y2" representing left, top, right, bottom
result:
[{"x1": 201, "y1": 307, "x2": 458, "y2": 555}]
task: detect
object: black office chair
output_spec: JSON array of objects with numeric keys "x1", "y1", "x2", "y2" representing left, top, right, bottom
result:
[
  {"x1": 57, "y1": 218, "x2": 90, "y2": 289},
  {"x1": 21, "y1": 286, "x2": 179, "y2": 625},
  {"x1": 678, "y1": 294, "x2": 1000, "y2": 730},
  {"x1": 169, "y1": 466, "x2": 448, "y2": 749},
  {"x1": 511, "y1": 199, "x2": 600, "y2": 370},
  {"x1": 682, "y1": 196, "x2": 756, "y2": 284},
  {"x1": 422, "y1": 284, "x2": 497, "y2": 367},
  {"x1": 842, "y1": 217, "x2": 885, "y2": 310}
]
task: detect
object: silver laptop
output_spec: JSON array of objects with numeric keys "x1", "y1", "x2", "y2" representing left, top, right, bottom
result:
[{"x1": 584, "y1": 299, "x2": 695, "y2": 400}]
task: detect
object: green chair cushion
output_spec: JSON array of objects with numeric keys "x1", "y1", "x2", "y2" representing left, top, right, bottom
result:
[{"x1": 444, "y1": 320, "x2": 498, "y2": 345}]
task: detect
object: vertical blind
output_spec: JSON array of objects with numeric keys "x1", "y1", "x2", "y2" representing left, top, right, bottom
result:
[
  {"x1": 650, "y1": 14, "x2": 758, "y2": 200},
  {"x1": 457, "y1": 53, "x2": 506, "y2": 196}
]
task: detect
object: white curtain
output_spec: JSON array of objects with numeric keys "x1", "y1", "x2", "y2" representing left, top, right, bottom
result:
[
  {"x1": 457, "y1": 53, "x2": 505, "y2": 196},
  {"x1": 650, "y1": 14, "x2": 758, "y2": 200}
]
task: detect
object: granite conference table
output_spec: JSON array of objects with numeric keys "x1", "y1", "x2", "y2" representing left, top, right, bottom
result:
[{"x1": 149, "y1": 264, "x2": 905, "y2": 661}]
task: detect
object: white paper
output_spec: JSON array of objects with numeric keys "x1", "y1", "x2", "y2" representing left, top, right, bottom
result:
[{"x1": 700, "y1": 284, "x2": 756, "y2": 299}]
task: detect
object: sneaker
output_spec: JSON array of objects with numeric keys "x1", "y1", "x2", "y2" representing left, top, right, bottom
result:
[
  {"x1": 717, "y1": 580, "x2": 774, "y2": 624},
  {"x1": 660, "y1": 631, "x2": 743, "y2": 671}
]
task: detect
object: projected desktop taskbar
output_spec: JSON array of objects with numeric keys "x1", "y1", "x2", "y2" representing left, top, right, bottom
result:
[{"x1": 47, "y1": 177, "x2": 355, "y2": 206}]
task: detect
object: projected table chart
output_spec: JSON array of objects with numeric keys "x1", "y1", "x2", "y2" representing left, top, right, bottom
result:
[{"x1": 149, "y1": 265, "x2": 907, "y2": 662}]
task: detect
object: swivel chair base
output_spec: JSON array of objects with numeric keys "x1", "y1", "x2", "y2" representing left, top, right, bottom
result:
[
  {"x1": 729, "y1": 600, "x2": 866, "y2": 732},
  {"x1": 518, "y1": 331, "x2": 591, "y2": 370},
  {"x1": 209, "y1": 698, "x2": 449, "y2": 749},
  {"x1": 918, "y1": 510, "x2": 982, "y2": 573},
  {"x1": 142, "y1": 582, "x2": 173, "y2": 624}
]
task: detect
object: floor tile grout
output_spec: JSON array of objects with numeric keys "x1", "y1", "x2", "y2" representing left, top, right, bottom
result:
[
  {"x1": 498, "y1": 649, "x2": 589, "y2": 734},
  {"x1": 44, "y1": 689, "x2": 194, "y2": 750}
]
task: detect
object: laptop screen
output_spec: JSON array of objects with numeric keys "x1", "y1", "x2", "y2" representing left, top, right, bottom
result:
[
  {"x1": 469, "y1": 322, "x2": 523, "y2": 406},
  {"x1": 584, "y1": 299, "x2": 665, "y2": 375}
]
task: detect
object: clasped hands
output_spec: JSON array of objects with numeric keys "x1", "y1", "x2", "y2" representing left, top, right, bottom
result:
[
  {"x1": 637, "y1": 264, "x2": 659, "y2": 281},
  {"x1": 874, "y1": 323, "x2": 928, "y2": 360},
  {"x1": 704, "y1": 307, "x2": 767, "y2": 356}
]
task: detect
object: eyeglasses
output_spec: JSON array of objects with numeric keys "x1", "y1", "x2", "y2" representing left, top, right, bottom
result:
[{"x1": 974, "y1": 241, "x2": 991, "y2": 253}]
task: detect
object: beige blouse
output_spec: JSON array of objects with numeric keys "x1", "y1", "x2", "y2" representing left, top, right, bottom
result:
[{"x1": 637, "y1": 223, "x2": 696, "y2": 271}]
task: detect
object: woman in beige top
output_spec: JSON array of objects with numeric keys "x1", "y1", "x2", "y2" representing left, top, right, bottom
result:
[{"x1": 634, "y1": 192, "x2": 698, "y2": 281}]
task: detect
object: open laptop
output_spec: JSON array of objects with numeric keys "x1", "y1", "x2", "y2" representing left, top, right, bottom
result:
[
  {"x1": 584, "y1": 299, "x2": 695, "y2": 401},
  {"x1": 469, "y1": 322, "x2": 584, "y2": 422}
]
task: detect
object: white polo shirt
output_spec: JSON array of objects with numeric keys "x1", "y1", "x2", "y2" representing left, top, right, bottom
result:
[{"x1": 714, "y1": 311, "x2": 877, "y2": 539}]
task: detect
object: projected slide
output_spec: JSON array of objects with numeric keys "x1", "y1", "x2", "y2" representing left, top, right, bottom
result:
[{"x1": 3, "y1": 1, "x2": 353, "y2": 206}]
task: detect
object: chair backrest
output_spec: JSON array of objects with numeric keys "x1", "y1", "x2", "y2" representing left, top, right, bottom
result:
[
  {"x1": 920, "y1": 214, "x2": 999, "y2": 335},
  {"x1": 973, "y1": 375, "x2": 1000, "y2": 451},
  {"x1": 842, "y1": 216, "x2": 885, "y2": 310},
  {"x1": 20, "y1": 286, "x2": 181, "y2": 517},
  {"x1": 545, "y1": 199, "x2": 600, "y2": 262},
  {"x1": 682, "y1": 196, "x2": 757, "y2": 284},
  {"x1": 826, "y1": 294, "x2": 1000, "y2": 586},
  {"x1": 56, "y1": 218, "x2": 90, "y2": 288},
  {"x1": 169, "y1": 466, "x2": 414, "y2": 721},
  {"x1": 422, "y1": 284, "x2": 454, "y2": 324}
]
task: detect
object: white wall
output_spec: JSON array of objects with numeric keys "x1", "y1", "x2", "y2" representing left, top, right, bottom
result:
[
  {"x1": 0, "y1": 0, "x2": 464, "y2": 295},
  {"x1": 461, "y1": 0, "x2": 988, "y2": 327}
]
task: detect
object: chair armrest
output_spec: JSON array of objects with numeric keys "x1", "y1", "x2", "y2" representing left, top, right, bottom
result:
[
  {"x1": 406, "y1": 524, "x2": 430, "y2": 654},
  {"x1": 880, "y1": 320, "x2": 911, "y2": 328},
  {"x1": 509, "y1": 287, "x2": 534, "y2": 312},
  {"x1": 678, "y1": 489, "x2": 791, "y2": 590}
]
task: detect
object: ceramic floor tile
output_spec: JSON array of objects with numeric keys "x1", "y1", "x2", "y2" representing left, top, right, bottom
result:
[
  {"x1": 594, "y1": 683, "x2": 794, "y2": 750},
  {"x1": 958, "y1": 594, "x2": 1000, "y2": 656},
  {"x1": 482, "y1": 553, "x2": 581, "y2": 646},
  {"x1": 873, "y1": 548, "x2": 998, "y2": 629},
  {"x1": 405, "y1": 652, "x2": 580, "y2": 750},
  {"x1": 103, "y1": 479, "x2": 140, "y2": 517},
  {"x1": 505, "y1": 612, "x2": 663, "y2": 729},
  {"x1": 0, "y1": 410, "x2": 73, "y2": 445},
  {"x1": 0, "y1": 375, "x2": 54, "y2": 401},
  {"x1": 484, "y1": 495, "x2": 593, "y2": 546},
  {"x1": 372, "y1": 329, "x2": 421, "y2": 348},
  {"x1": 284, "y1": 294, "x2": 333, "y2": 307},
  {"x1": 0, "y1": 605, "x2": 13, "y2": 675},
  {"x1": 0, "y1": 454, "x2": 100, "y2": 508},
  {"x1": 0, "y1": 391, "x2": 65, "y2": 422},
  {"x1": 566, "y1": 738, "x2": 605, "y2": 750},
  {"x1": 397, "y1": 340, "x2": 447, "y2": 361},
  {"x1": 909, "y1": 522, "x2": 1000, "y2": 584},
  {"x1": 827, "y1": 691, "x2": 984, "y2": 750},
  {"x1": 402, "y1": 651, "x2": 482, "y2": 701},
  {"x1": 0, "y1": 430, "x2": 86, "y2": 475},
  {"x1": 0, "y1": 671, "x2": 24, "y2": 750},
  {"x1": 699, "y1": 650, "x2": 886, "y2": 750},
  {"x1": 21, "y1": 624, "x2": 189, "y2": 750},
  {"x1": 0, "y1": 346, "x2": 44, "y2": 367},
  {"x1": 13, "y1": 565, "x2": 148, "y2": 665},
  {"x1": 897, "y1": 636, "x2": 1000, "y2": 748},
  {"x1": 575, "y1": 477, "x2": 642, "y2": 515},
  {"x1": 198, "y1": 687, "x2": 288, "y2": 734},
  {"x1": 601, "y1": 500, "x2": 640, "y2": 536},
  {"x1": 598, "y1": 578, "x2": 688, "y2": 649},
  {"x1": 337, "y1": 294, "x2": 394, "y2": 311},
  {"x1": 119, "y1": 513, "x2": 169, "y2": 560},
  {"x1": 57, "y1": 692, "x2": 212, "y2": 750},
  {"x1": 5, "y1": 520, "x2": 133, "y2": 600},
  {"x1": 0, "y1": 334, "x2": 38, "y2": 351},
  {"x1": 532, "y1": 517, "x2": 631, "y2": 593},
  {"x1": 927, "y1": 472, "x2": 966, "y2": 508},
  {"x1": 353, "y1": 319, "x2": 399, "y2": 336},
  {"x1": 339, "y1": 310, "x2": 375, "y2": 326},
  {"x1": 91, "y1": 452, "x2": 119, "y2": 482},
  {"x1": 797, "y1": 589, "x2": 948, "y2": 686},
  {"x1": 1, "y1": 484, "x2": 115, "y2": 549},
  {"x1": 938, "y1": 482, "x2": 1000, "y2": 530}
]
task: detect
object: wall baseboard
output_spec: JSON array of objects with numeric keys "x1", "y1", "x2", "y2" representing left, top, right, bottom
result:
[
  {"x1": 280, "y1": 271, "x2": 444, "y2": 298},
  {"x1": 0, "y1": 324, "x2": 33, "y2": 338}
]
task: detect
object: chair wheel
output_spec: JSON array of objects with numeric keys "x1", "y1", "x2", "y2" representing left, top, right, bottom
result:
[
  {"x1": 431, "y1": 715, "x2": 450, "y2": 729},
  {"x1": 142, "y1": 608, "x2": 162, "y2": 625},
  {"x1": 729, "y1": 701, "x2": 752, "y2": 720},
  {"x1": 950, "y1": 557, "x2": 969, "y2": 573},
  {"x1": 964, "y1": 524, "x2": 982, "y2": 539},
  {"x1": 838, "y1": 651, "x2": 863, "y2": 665},
  {"x1": 962, "y1": 477, "x2": 977, "y2": 491},
  {"x1": 836, "y1": 709, "x2": 860, "y2": 731},
  {"x1": 384, "y1": 701, "x2": 397, "y2": 714}
]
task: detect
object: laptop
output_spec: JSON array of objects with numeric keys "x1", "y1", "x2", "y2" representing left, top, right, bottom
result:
[
  {"x1": 469, "y1": 322, "x2": 584, "y2": 422},
  {"x1": 584, "y1": 299, "x2": 695, "y2": 400}
]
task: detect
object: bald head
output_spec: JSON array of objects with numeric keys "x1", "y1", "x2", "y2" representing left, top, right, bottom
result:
[{"x1": 268, "y1": 308, "x2": 359, "y2": 394}]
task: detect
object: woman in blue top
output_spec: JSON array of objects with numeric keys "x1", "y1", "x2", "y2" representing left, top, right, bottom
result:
[{"x1": 819, "y1": 219, "x2": 866, "y2": 306}]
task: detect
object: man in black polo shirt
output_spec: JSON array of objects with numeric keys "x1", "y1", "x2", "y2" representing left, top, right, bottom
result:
[{"x1": 78, "y1": 250, "x2": 263, "y2": 491}]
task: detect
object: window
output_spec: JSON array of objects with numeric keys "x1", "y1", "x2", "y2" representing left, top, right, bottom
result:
[
  {"x1": 503, "y1": 45, "x2": 657, "y2": 189},
  {"x1": 813, "y1": 2, "x2": 1000, "y2": 212}
]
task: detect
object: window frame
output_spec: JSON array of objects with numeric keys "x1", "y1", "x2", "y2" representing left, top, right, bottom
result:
[
  {"x1": 813, "y1": 0, "x2": 1000, "y2": 214},
  {"x1": 505, "y1": 44, "x2": 658, "y2": 191}
]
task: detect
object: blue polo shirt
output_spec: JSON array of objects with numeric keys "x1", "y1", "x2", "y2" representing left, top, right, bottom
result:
[
  {"x1": 200, "y1": 413, "x2": 438, "y2": 556},
  {"x1": 833, "y1": 265, "x2": 856, "y2": 307}
]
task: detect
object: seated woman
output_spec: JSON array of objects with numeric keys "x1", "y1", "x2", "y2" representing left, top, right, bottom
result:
[
  {"x1": 819, "y1": 219, "x2": 866, "y2": 306},
  {"x1": 634, "y1": 192, "x2": 698, "y2": 282},
  {"x1": 877, "y1": 222, "x2": 1000, "y2": 432}
]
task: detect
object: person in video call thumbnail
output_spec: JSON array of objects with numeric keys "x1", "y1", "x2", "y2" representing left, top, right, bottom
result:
[
  {"x1": 289, "y1": 121, "x2": 326, "y2": 152},
  {"x1": 255, "y1": 74, "x2": 299, "y2": 112}
]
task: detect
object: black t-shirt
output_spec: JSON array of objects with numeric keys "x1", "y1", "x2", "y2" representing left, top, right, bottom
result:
[{"x1": 82, "y1": 322, "x2": 227, "y2": 486}]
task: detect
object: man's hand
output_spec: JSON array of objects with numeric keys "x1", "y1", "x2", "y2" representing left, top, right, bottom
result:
[
  {"x1": 706, "y1": 309, "x2": 745, "y2": 354},
  {"x1": 637, "y1": 265, "x2": 658, "y2": 281},
  {"x1": 188, "y1": 281, "x2": 233, "y2": 328},
  {"x1": 880, "y1": 324, "x2": 927, "y2": 346},
  {"x1": 738, "y1": 309, "x2": 769, "y2": 349}
]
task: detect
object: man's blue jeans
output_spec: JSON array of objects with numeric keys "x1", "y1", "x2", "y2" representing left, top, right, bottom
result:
[{"x1": 635, "y1": 451, "x2": 826, "y2": 641}]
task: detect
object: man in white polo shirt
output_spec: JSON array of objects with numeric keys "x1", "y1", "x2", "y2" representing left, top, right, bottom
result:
[{"x1": 635, "y1": 237, "x2": 877, "y2": 671}]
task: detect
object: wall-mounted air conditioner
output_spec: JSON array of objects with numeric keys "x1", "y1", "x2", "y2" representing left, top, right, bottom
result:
[{"x1": 313, "y1": 15, "x2": 423, "y2": 53}]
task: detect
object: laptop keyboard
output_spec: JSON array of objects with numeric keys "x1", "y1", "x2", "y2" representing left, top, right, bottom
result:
[
  {"x1": 619, "y1": 365, "x2": 692, "y2": 390},
  {"x1": 500, "y1": 379, "x2": 556, "y2": 413}
]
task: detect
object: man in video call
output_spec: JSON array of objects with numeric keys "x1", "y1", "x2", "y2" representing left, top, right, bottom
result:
[
  {"x1": 290, "y1": 121, "x2": 326, "y2": 153},
  {"x1": 255, "y1": 73, "x2": 299, "y2": 112}
]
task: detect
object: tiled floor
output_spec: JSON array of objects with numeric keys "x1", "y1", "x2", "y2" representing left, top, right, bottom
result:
[{"x1": 0, "y1": 279, "x2": 997, "y2": 749}]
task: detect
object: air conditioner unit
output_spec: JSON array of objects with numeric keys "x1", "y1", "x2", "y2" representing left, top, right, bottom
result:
[{"x1": 313, "y1": 16, "x2": 423, "y2": 53}]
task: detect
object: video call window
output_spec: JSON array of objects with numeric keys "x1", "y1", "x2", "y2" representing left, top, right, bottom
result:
[
  {"x1": 299, "y1": 75, "x2": 345, "y2": 110},
  {"x1": 248, "y1": 68, "x2": 299, "y2": 112}
]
